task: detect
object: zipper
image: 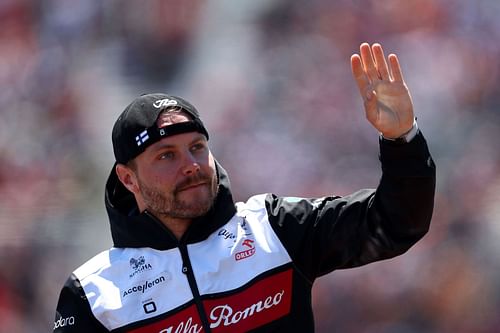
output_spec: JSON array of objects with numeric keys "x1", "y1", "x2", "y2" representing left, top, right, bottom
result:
[
  {"x1": 178, "y1": 243, "x2": 212, "y2": 332},
  {"x1": 144, "y1": 211, "x2": 212, "y2": 332}
]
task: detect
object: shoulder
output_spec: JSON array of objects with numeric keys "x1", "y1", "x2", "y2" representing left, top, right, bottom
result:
[
  {"x1": 73, "y1": 247, "x2": 125, "y2": 281},
  {"x1": 237, "y1": 193, "x2": 328, "y2": 221},
  {"x1": 236, "y1": 193, "x2": 268, "y2": 214}
]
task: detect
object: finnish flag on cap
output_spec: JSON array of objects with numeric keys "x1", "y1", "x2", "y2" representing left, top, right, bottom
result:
[{"x1": 135, "y1": 130, "x2": 149, "y2": 146}]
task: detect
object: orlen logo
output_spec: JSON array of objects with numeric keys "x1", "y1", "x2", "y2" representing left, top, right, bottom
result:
[
  {"x1": 235, "y1": 239, "x2": 255, "y2": 261},
  {"x1": 54, "y1": 316, "x2": 75, "y2": 329},
  {"x1": 153, "y1": 98, "x2": 178, "y2": 108}
]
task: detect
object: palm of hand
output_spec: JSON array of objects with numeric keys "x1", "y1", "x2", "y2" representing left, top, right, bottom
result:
[
  {"x1": 370, "y1": 80, "x2": 414, "y2": 138},
  {"x1": 351, "y1": 43, "x2": 415, "y2": 139}
]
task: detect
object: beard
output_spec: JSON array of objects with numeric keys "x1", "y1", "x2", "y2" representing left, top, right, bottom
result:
[{"x1": 138, "y1": 171, "x2": 218, "y2": 220}]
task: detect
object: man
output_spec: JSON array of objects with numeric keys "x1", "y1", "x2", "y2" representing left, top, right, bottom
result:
[{"x1": 53, "y1": 43, "x2": 435, "y2": 332}]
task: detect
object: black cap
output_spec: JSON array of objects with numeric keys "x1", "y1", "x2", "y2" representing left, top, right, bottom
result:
[{"x1": 112, "y1": 93, "x2": 209, "y2": 164}]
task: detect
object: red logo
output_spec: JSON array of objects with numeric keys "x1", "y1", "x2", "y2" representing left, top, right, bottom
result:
[
  {"x1": 126, "y1": 269, "x2": 293, "y2": 333},
  {"x1": 235, "y1": 239, "x2": 256, "y2": 261},
  {"x1": 204, "y1": 269, "x2": 292, "y2": 332}
]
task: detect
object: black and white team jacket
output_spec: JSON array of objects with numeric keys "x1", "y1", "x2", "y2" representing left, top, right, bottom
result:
[{"x1": 53, "y1": 132, "x2": 436, "y2": 333}]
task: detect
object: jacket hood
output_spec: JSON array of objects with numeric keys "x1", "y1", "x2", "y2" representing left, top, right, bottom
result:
[{"x1": 104, "y1": 160, "x2": 237, "y2": 249}]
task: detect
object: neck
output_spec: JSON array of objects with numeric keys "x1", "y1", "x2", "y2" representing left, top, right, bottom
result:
[
  {"x1": 137, "y1": 200, "x2": 192, "y2": 240},
  {"x1": 142, "y1": 207, "x2": 192, "y2": 240},
  {"x1": 158, "y1": 216, "x2": 192, "y2": 240}
]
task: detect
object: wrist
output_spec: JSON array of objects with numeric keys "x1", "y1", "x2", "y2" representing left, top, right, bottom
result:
[{"x1": 381, "y1": 119, "x2": 418, "y2": 143}]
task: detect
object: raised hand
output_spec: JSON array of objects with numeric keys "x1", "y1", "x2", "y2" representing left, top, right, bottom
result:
[{"x1": 351, "y1": 43, "x2": 414, "y2": 139}]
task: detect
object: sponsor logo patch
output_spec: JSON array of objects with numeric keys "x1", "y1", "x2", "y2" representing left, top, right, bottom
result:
[
  {"x1": 153, "y1": 98, "x2": 178, "y2": 109},
  {"x1": 128, "y1": 304, "x2": 203, "y2": 333},
  {"x1": 122, "y1": 273, "x2": 170, "y2": 298},
  {"x1": 205, "y1": 269, "x2": 292, "y2": 332},
  {"x1": 143, "y1": 300, "x2": 158, "y2": 314},
  {"x1": 129, "y1": 256, "x2": 153, "y2": 278},
  {"x1": 217, "y1": 217, "x2": 256, "y2": 261},
  {"x1": 217, "y1": 228, "x2": 237, "y2": 241},
  {"x1": 54, "y1": 316, "x2": 75, "y2": 329},
  {"x1": 127, "y1": 269, "x2": 293, "y2": 333},
  {"x1": 235, "y1": 239, "x2": 255, "y2": 261}
]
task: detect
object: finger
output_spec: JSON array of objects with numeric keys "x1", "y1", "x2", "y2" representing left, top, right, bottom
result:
[
  {"x1": 360, "y1": 42, "x2": 379, "y2": 81},
  {"x1": 372, "y1": 43, "x2": 390, "y2": 81},
  {"x1": 388, "y1": 54, "x2": 405, "y2": 82},
  {"x1": 350, "y1": 54, "x2": 371, "y2": 99}
]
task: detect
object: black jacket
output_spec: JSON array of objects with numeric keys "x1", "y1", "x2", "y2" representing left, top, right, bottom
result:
[{"x1": 53, "y1": 132, "x2": 435, "y2": 332}]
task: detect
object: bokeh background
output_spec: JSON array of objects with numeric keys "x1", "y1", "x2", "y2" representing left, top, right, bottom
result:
[{"x1": 1, "y1": 0, "x2": 500, "y2": 332}]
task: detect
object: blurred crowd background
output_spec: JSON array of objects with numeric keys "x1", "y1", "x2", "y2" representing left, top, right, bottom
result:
[{"x1": 1, "y1": 0, "x2": 499, "y2": 332}]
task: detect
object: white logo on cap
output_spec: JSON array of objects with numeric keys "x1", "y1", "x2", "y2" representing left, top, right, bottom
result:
[
  {"x1": 153, "y1": 98, "x2": 178, "y2": 108},
  {"x1": 136, "y1": 130, "x2": 149, "y2": 146}
]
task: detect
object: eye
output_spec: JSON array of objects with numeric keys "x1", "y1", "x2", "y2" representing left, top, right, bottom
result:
[
  {"x1": 159, "y1": 151, "x2": 175, "y2": 160},
  {"x1": 191, "y1": 142, "x2": 206, "y2": 152}
]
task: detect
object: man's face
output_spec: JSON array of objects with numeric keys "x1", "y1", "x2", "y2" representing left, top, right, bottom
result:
[{"x1": 129, "y1": 112, "x2": 218, "y2": 220}]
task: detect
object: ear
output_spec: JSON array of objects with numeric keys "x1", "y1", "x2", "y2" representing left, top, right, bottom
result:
[{"x1": 115, "y1": 163, "x2": 139, "y2": 194}]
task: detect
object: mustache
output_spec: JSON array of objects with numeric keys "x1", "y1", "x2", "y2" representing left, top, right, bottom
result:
[{"x1": 174, "y1": 172, "x2": 213, "y2": 193}]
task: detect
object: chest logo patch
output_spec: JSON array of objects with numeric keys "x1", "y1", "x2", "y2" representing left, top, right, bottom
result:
[
  {"x1": 235, "y1": 239, "x2": 255, "y2": 261},
  {"x1": 129, "y1": 256, "x2": 153, "y2": 278}
]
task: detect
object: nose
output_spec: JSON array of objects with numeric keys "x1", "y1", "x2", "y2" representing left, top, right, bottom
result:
[{"x1": 181, "y1": 153, "x2": 201, "y2": 176}]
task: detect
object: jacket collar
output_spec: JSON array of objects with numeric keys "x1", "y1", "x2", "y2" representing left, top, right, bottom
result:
[{"x1": 105, "y1": 160, "x2": 236, "y2": 249}]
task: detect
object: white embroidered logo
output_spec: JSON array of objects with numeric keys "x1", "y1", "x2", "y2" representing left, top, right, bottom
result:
[
  {"x1": 158, "y1": 317, "x2": 202, "y2": 333},
  {"x1": 54, "y1": 316, "x2": 75, "y2": 329},
  {"x1": 153, "y1": 98, "x2": 178, "y2": 108},
  {"x1": 209, "y1": 290, "x2": 285, "y2": 329},
  {"x1": 136, "y1": 130, "x2": 149, "y2": 146}
]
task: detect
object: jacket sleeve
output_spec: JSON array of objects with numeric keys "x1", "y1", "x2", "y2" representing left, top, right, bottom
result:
[
  {"x1": 266, "y1": 131, "x2": 436, "y2": 281},
  {"x1": 53, "y1": 274, "x2": 109, "y2": 332}
]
